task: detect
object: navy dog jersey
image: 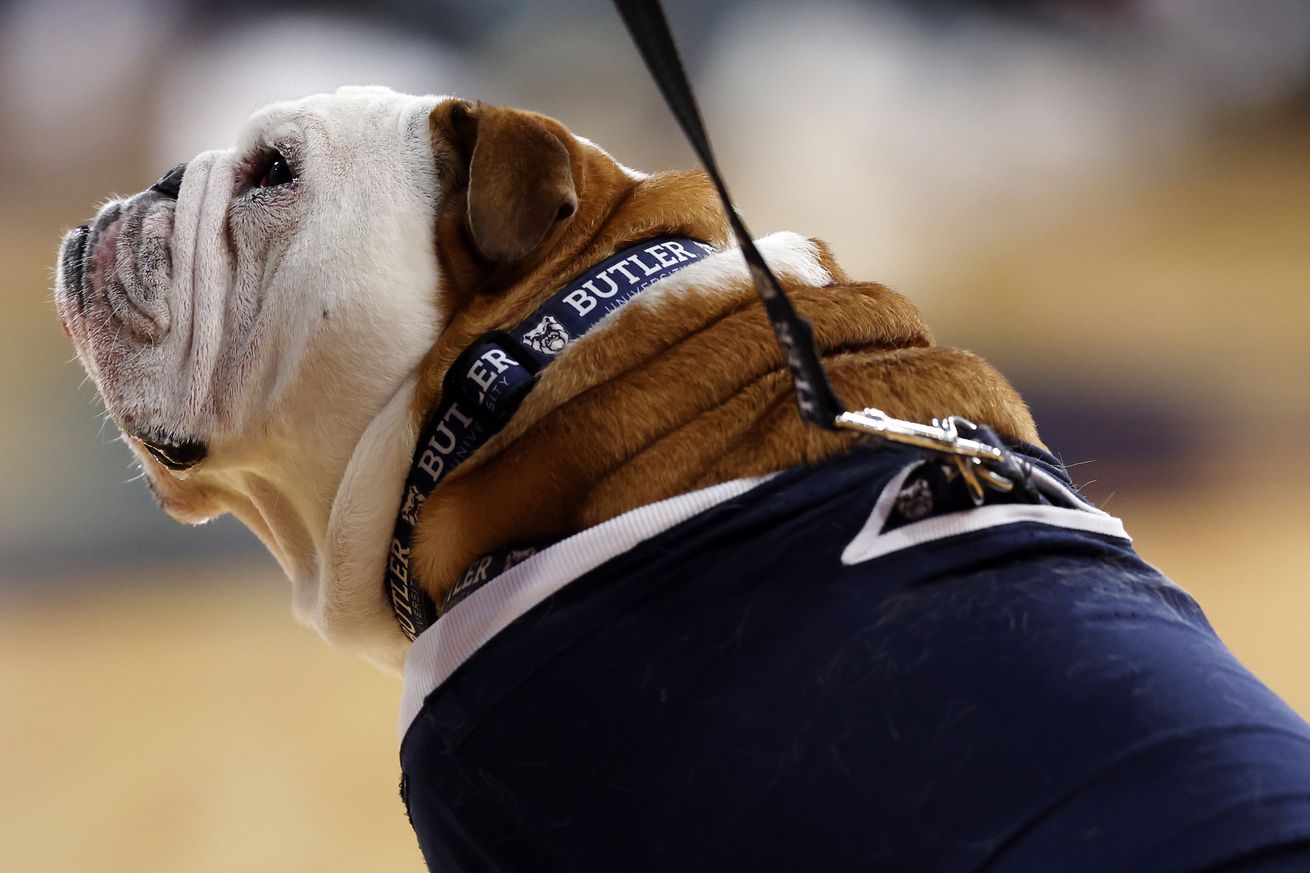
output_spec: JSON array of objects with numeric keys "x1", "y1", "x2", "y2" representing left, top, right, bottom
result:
[{"x1": 398, "y1": 444, "x2": 1310, "y2": 873}]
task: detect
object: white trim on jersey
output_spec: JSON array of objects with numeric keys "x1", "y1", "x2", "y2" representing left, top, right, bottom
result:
[
  {"x1": 840, "y1": 462, "x2": 1129, "y2": 565},
  {"x1": 399, "y1": 474, "x2": 774, "y2": 741}
]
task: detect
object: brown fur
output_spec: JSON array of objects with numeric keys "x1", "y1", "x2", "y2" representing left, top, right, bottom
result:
[{"x1": 410, "y1": 100, "x2": 1040, "y2": 604}]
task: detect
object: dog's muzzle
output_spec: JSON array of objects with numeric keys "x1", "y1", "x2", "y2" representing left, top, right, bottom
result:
[
  {"x1": 58, "y1": 161, "x2": 187, "y2": 334},
  {"x1": 56, "y1": 161, "x2": 209, "y2": 471}
]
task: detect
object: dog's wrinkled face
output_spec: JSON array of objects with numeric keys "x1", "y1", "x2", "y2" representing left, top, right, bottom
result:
[{"x1": 55, "y1": 86, "x2": 445, "y2": 521}]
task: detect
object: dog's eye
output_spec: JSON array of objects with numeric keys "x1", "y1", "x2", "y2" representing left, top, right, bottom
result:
[{"x1": 255, "y1": 150, "x2": 295, "y2": 188}]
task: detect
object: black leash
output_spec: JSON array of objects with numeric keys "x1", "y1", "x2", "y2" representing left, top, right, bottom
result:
[
  {"x1": 611, "y1": 0, "x2": 845, "y2": 431},
  {"x1": 612, "y1": 0, "x2": 1053, "y2": 505}
]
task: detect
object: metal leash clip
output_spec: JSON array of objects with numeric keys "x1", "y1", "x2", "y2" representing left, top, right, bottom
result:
[{"x1": 835, "y1": 409, "x2": 1017, "y2": 503}]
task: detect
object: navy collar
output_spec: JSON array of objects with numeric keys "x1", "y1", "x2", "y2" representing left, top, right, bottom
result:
[{"x1": 386, "y1": 236, "x2": 717, "y2": 640}]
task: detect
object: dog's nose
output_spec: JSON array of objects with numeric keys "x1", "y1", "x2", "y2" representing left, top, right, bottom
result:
[{"x1": 150, "y1": 163, "x2": 187, "y2": 199}]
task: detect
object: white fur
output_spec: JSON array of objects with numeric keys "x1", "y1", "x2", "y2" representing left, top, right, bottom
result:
[
  {"x1": 57, "y1": 87, "x2": 447, "y2": 667},
  {"x1": 318, "y1": 372, "x2": 423, "y2": 671}
]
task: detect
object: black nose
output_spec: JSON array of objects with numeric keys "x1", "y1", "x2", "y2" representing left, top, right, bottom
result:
[{"x1": 150, "y1": 163, "x2": 187, "y2": 199}]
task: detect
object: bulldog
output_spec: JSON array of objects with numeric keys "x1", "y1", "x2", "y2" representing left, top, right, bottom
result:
[{"x1": 55, "y1": 87, "x2": 1310, "y2": 873}]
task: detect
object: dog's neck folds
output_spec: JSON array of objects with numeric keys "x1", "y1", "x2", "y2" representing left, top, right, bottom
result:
[
  {"x1": 311, "y1": 374, "x2": 425, "y2": 672},
  {"x1": 206, "y1": 368, "x2": 420, "y2": 673},
  {"x1": 275, "y1": 232, "x2": 841, "y2": 673}
]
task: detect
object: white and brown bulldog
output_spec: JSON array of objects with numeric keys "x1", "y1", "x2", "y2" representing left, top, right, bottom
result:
[
  {"x1": 54, "y1": 85, "x2": 1036, "y2": 670},
  {"x1": 56, "y1": 87, "x2": 1310, "y2": 872}
]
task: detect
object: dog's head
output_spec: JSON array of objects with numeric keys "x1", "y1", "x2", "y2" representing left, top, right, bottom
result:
[{"x1": 53, "y1": 87, "x2": 613, "y2": 530}]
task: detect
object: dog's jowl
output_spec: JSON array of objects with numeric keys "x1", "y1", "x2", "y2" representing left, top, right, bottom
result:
[{"x1": 55, "y1": 87, "x2": 1310, "y2": 872}]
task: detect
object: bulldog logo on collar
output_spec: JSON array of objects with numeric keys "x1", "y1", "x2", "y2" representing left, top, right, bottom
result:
[
  {"x1": 522, "y1": 315, "x2": 570, "y2": 355},
  {"x1": 400, "y1": 485, "x2": 424, "y2": 527}
]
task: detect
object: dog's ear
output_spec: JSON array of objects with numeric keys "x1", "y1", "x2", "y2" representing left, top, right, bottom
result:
[{"x1": 432, "y1": 99, "x2": 579, "y2": 263}]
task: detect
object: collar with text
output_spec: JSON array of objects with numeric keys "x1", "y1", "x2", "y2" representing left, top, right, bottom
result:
[{"x1": 386, "y1": 236, "x2": 718, "y2": 640}]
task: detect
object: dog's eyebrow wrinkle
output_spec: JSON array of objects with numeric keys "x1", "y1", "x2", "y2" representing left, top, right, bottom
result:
[
  {"x1": 182, "y1": 158, "x2": 209, "y2": 378},
  {"x1": 260, "y1": 242, "x2": 290, "y2": 298}
]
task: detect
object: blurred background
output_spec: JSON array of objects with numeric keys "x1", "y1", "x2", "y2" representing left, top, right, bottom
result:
[{"x1": 2, "y1": 0, "x2": 1308, "y2": 869}]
